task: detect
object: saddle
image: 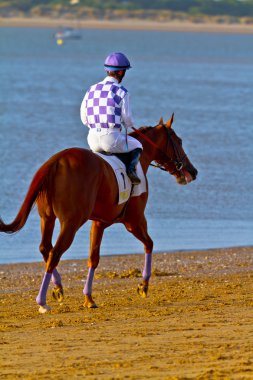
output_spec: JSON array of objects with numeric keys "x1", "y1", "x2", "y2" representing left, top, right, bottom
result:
[
  {"x1": 95, "y1": 151, "x2": 146, "y2": 205},
  {"x1": 100, "y1": 151, "x2": 131, "y2": 166},
  {"x1": 100, "y1": 149, "x2": 142, "y2": 185}
]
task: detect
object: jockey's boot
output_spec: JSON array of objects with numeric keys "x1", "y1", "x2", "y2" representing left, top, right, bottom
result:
[{"x1": 126, "y1": 148, "x2": 142, "y2": 185}]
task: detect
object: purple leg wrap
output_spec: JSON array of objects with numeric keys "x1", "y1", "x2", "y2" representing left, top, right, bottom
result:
[
  {"x1": 36, "y1": 272, "x2": 52, "y2": 306},
  {"x1": 52, "y1": 268, "x2": 62, "y2": 287},
  {"x1": 83, "y1": 268, "x2": 95, "y2": 296},
  {"x1": 142, "y1": 253, "x2": 152, "y2": 281}
]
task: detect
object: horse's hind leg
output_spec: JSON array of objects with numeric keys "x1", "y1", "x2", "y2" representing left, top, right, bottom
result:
[
  {"x1": 124, "y1": 216, "x2": 153, "y2": 298},
  {"x1": 51, "y1": 270, "x2": 64, "y2": 303},
  {"x1": 36, "y1": 220, "x2": 80, "y2": 313},
  {"x1": 39, "y1": 215, "x2": 64, "y2": 302}
]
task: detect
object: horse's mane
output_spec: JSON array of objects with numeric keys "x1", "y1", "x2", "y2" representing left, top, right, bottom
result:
[{"x1": 129, "y1": 126, "x2": 153, "y2": 138}]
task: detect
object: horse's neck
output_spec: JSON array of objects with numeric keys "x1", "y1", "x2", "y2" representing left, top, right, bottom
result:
[
  {"x1": 140, "y1": 154, "x2": 152, "y2": 174},
  {"x1": 140, "y1": 130, "x2": 163, "y2": 173},
  {"x1": 130, "y1": 125, "x2": 165, "y2": 173}
]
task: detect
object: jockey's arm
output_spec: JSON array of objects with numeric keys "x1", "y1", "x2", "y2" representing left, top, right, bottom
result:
[{"x1": 121, "y1": 93, "x2": 135, "y2": 132}]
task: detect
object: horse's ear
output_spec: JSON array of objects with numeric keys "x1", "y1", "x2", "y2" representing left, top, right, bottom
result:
[
  {"x1": 165, "y1": 113, "x2": 174, "y2": 129},
  {"x1": 158, "y1": 117, "x2": 164, "y2": 126}
]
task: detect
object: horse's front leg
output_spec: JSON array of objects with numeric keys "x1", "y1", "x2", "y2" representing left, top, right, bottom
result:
[
  {"x1": 124, "y1": 216, "x2": 153, "y2": 298},
  {"x1": 83, "y1": 221, "x2": 107, "y2": 309},
  {"x1": 138, "y1": 252, "x2": 153, "y2": 298}
]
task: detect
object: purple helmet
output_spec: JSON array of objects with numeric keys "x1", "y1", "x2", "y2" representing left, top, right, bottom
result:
[{"x1": 104, "y1": 52, "x2": 132, "y2": 71}]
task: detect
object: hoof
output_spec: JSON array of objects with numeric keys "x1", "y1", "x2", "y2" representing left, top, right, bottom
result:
[
  {"x1": 52, "y1": 286, "x2": 64, "y2": 302},
  {"x1": 137, "y1": 282, "x2": 149, "y2": 298},
  {"x1": 38, "y1": 304, "x2": 51, "y2": 314},
  {"x1": 84, "y1": 295, "x2": 98, "y2": 309}
]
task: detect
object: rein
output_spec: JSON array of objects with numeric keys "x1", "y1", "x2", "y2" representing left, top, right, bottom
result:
[
  {"x1": 132, "y1": 125, "x2": 186, "y2": 175},
  {"x1": 131, "y1": 126, "x2": 161, "y2": 150}
]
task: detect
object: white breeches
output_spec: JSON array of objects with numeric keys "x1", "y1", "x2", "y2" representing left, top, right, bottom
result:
[{"x1": 87, "y1": 129, "x2": 143, "y2": 153}]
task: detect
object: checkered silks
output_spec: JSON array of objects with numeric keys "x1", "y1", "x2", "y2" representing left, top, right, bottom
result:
[{"x1": 84, "y1": 81, "x2": 127, "y2": 129}]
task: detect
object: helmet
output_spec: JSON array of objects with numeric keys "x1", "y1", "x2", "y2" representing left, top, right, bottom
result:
[{"x1": 104, "y1": 52, "x2": 132, "y2": 71}]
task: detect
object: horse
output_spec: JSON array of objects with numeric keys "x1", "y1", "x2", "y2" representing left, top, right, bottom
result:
[{"x1": 0, "y1": 114, "x2": 198, "y2": 313}]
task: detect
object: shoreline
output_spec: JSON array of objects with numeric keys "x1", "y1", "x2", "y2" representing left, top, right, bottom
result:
[
  {"x1": 1, "y1": 245, "x2": 253, "y2": 378},
  {"x1": 0, "y1": 244, "x2": 252, "y2": 266},
  {"x1": 1, "y1": 16, "x2": 253, "y2": 34},
  {"x1": 1, "y1": 246, "x2": 252, "y2": 284}
]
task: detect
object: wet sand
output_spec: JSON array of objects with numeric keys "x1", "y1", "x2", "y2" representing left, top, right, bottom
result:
[
  {"x1": 1, "y1": 17, "x2": 253, "y2": 34},
  {"x1": 1, "y1": 246, "x2": 253, "y2": 379}
]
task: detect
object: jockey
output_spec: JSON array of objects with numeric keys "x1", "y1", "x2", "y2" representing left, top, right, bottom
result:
[{"x1": 80, "y1": 52, "x2": 142, "y2": 185}]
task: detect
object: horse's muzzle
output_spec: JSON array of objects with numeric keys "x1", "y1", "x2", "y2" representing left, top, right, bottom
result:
[
  {"x1": 189, "y1": 166, "x2": 198, "y2": 181},
  {"x1": 177, "y1": 166, "x2": 198, "y2": 185}
]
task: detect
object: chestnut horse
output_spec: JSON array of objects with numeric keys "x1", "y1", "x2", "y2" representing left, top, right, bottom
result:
[{"x1": 0, "y1": 114, "x2": 197, "y2": 313}]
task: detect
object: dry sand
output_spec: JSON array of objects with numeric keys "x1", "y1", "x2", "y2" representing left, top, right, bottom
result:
[
  {"x1": 1, "y1": 246, "x2": 253, "y2": 379},
  {"x1": 1, "y1": 17, "x2": 253, "y2": 34}
]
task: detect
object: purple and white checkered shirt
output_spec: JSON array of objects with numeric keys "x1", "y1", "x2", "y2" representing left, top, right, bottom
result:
[{"x1": 81, "y1": 77, "x2": 128, "y2": 130}]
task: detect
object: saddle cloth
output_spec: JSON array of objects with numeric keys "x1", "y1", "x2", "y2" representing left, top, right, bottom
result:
[{"x1": 96, "y1": 153, "x2": 147, "y2": 204}]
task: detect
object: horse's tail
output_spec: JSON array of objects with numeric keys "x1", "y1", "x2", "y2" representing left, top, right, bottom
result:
[{"x1": 0, "y1": 159, "x2": 56, "y2": 234}]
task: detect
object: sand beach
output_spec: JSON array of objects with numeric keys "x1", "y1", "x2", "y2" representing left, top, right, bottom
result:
[
  {"x1": 1, "y1": 246, "x2": 253, "y2": 379},
  {"x1": 1, "y1": 17, "x2": 253, "y2": 34}
]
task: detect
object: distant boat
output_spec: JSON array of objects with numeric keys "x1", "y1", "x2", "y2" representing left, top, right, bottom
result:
[{"x1": 54, "y1": 27, "x2": 82, "y2": 40}]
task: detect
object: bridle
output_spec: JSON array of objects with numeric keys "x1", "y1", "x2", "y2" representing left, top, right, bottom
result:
[{"x1": 132, "y1": 125, "x2": 187, "y2": 176}]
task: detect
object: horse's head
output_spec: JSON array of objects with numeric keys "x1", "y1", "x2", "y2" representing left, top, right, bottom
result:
[{"x1": 153, "y1": 114, "x2": 198, "y2": 185}]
